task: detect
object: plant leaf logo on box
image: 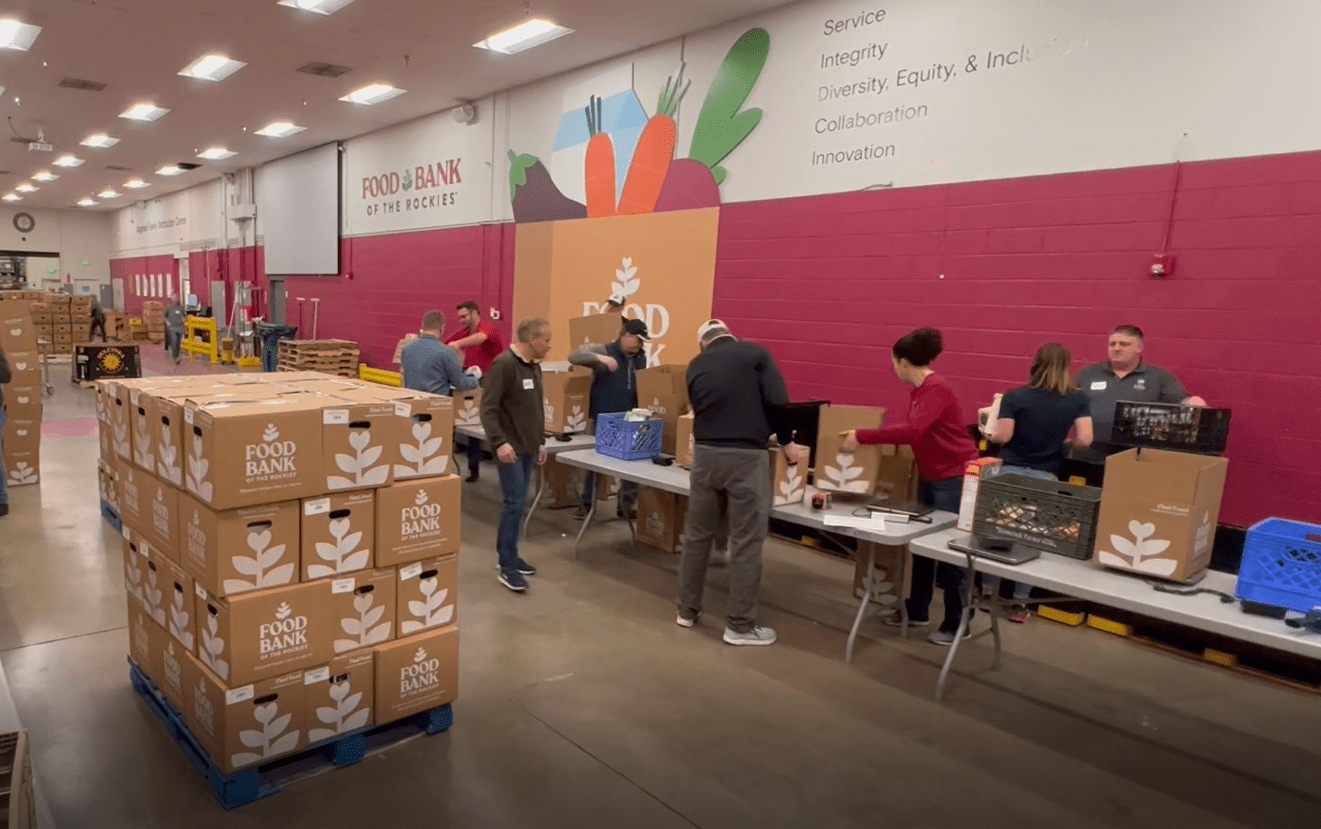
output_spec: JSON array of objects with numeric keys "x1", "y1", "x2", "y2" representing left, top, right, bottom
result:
[
  {"x1": 397, "y1": 420, "x2": 448, "y2": 477},
  {"x1": 822, "y1": 451, "x2": 870, "y2": 493},
  {"x1": 169, "y1": 585, "x2": 194, "y2": 650},
  {"x1": 335, "y1": 590, "x2": 392, "y2": 653},
  {"x1": 225, "y1": 527, "x2": 295, "y2": 594},
  {"x1": 246, "y1": 423, "x2": 299, "y2": 484},
  {"x1": 162, "y1": 641, "x2": 183, "y2": 694},
  {"x1": 645, "y1": 511, "x2": 666, "y2": 541},
  {"x1": 10, "y1": 462, "x2": 37, "y2": 485},
  {"x1": 260, "y1": 602, "x2": 309, "y2": 658},
  {"x1": 200, "y1": 614, "x2": 229, "y2": 681},
  {"x1": 1097, "y1": 520, "x2": 1177, "y2": 576},
  {"x1": 157, "y1": 422, "x2": 181, "y2": 485},
  {"x1": 401, "y1": 647, "x2": 441, "y2": 697},
  {"x1": 401, "y1": 489, "x2": 443, "y2": 541},
  {"x1": 457, "y1": 399, "x2": 479, "y2": 427},
  {"x1": 231, "y1": 700, "x2": 301, "y2": 768},
  {"x1": 310, "y1": 679, "x2": 369, "y2": 742},
  {"x1": 775, "y1": 465, "x2": 805, "y2": 506},
  {"x1": 402, "y1": 576, "x2": 454, "y2": 634},
  {"x1": 134, "y1": 412, "x2": 152, "y2": 467},
  {"x1": 123, "y1": 469, "x2": 140, "y2": 514},
  {"x1": 132, "y1": 612, "x2": 150, "y2": 657},
  {"x1": 567, "y1": 405, "x2": 586, "y2": 433},
  {"x1": 144, "y1": 562, "x2": 165, "y2": 626},
  {"x1": 187, "y1": 434, "x2": 213, "y2": 501},
  {"x1": 309, "y1": 516, "x2": 369, "y2": 579},
  {"x1": 329, "y1": 427, "x2": 389, "y2": 489},
  {"x1": 124, "y1": 549, "x2": 144, "y2": 603}
]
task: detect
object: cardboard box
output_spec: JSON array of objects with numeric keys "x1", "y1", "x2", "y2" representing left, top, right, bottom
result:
[
  {"x1": 161, "y1": 556, "x2": 197, "y2": 653},
  {"x1": 184, "y1": 394, "x2": 326, "y2": 509},
  {"x1": 0, "y1": 303, "x2": 37, "y2": 351},
  {"x1": 568, "y1": 311, "x2": 622, "y2": 354},
  {"x1": 99, "y1": 459, "x2": 119, "y2": 512},
  {"x1": 635, "y1": 486, "x2": 686, "y2": 553},
  {"x1": 373, "y1": 626, "x2": 459, "y2": 724},
  {"x1": 958, "y1": 458, "x2": 1003, "y2": 533},
  {"x1": 396, "y1": 556, "x2": 458, "y2": 635},
  {"x1": 158, "y1": 636, "x2": 190, "y2": 711},
  {"x1": 453, "y1": 389, "x2": 481, "y2": 429},
  {"x1": 874, "y1": 444, "x2": 919, "y2": 504},
  {"x1": 303, "y1": 652, "x2": 375, "y2": 743},
  {"x1": 636, "y1": 365, "x2": 689, "y2": 455},
  {"x1": 122, "y1": 529, "x2": 150, "y2": 612},
  {"x1": 4, "y1": 351, "x2": 40, "y2": 387},
  {"x1": 138, "y1": 542, "x2": 172, "y2": 630},
  {"x1": 142, "y1": 474, "x2": 181, "y2": 562},
  {"x1": 195, "y1": 579, "x2": 334, "y2": 686},
  {"x1": 117, "y1": 461, "x2": 148, "y2": 539},
  {"x1": 814, "y1": 405, "x2": 887, "y2": 495},
  {"x1": 315, "y1": 395, "x2": 408, "y2": 492},
  {"x1": 3, "y1": 385, "x2": 41, "y2": 422},
  {"x1": 184, "y1": 654, "x2": 308, "y2": 774},
  {"x1": 541, "y1": 365, "x2": 592, "y2": 434},
  {"x1": 374, "y1": 476, "x2": 461, "y2": 567},
  {"x1": 675, "y1": 413, "x2": 694, "y2": 469},
  {"x1": 330, "y1": 568, "x2": 396, "y2": 655},
  {"x1": 769, "y1": 448, "x2": 808, "y2": 507},
  {"x1": 55, "y1": 323, "x2": 73, "y2": 335},
  {"x1": 99, "y1": 420, "x2": 115, "y2": 467},
  {"x1": 302, "y1": 491, "x2": 375, "y2": 580},
  {"x1": 180, "y1": 493, "x2": 301, "y2": 598},
  {"x1": 128, "y1": 601, "x2": 167, "y2": 689},
  {"x1": 542, "y1": 454, "x2": 582, "y2": 507},
  {"x1": 1094, "y1": 449, "x2": 1228, "y2": 583},
  {"x1": 852, "y1": 545, "x2": 913, "y2": 605},
  {"x1": 128, "y1": 530, "x2": 197, "y2": 653},
  {"x1": 313, "y1": 386, "x2": 457, "y2": 481}
]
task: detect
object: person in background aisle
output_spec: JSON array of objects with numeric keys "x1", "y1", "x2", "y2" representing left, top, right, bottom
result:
[
  {"x1": 1074, "y1": 325, "x2": 1205, "y2": 463},
  {"x1": 988, "y1": 342, "x2": 1093, "y2": 622},
  {"x1": 480, "y1": 318, "x2": 551, "y2": 593},
  {"x1": 89, "y1": 298, "x2": 107, "y2": 342},
  {"x1": 677, "y1": 319, "x2": 801, "y2": 646},
  {"x1": 447, "y1": 300, "x2": 505, "y2": 483},
  {"x1": 401, "y1": 310, "x2": 479, "y2": 397},
  {"x1": 841, "y1": 328, "x2": 980, "y2": 646},
  {"x1": 163, "y1": 297, "x2": 187, "y2": 364},
  {"x1": 568, "y1": 317, "x2": 650, "y2": 521},
  {"x1": 0, "y1": 342, "x2": 9, "y2": 516}
]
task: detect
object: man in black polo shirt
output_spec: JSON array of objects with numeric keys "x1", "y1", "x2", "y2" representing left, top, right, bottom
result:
[{"x1": 1074, "y1": 324, "x2": 1205, "y2": 462}]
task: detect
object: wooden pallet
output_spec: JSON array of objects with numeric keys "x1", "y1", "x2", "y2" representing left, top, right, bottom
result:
[{"x1": 128, "y1": 660, "x2": 454, "y2": 809}]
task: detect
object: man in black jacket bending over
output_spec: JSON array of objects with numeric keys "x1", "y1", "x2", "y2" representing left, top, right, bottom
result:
[{"x1": 675, "y1": 320, "x2": 800, "y2": 646}]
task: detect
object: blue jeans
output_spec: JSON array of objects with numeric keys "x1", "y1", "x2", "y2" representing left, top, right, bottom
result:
[
  {"x1": 999, "y1": 466, "x2": 1058, "y2": 600},
  {"x1": 466, "y1": 437, "x2": 483, "y2": 475},
  {"x1": 496, "y1": 454, "x2": 536, "y2": 571},
  {"x1": 0, "y1": 405, "x2": 7, "y2": 506},
  {"x1": 907, "y1": 477, "x2": 969, "y2": 632},
  {"x1": 165, "y1": 328, "x2": 183, "y2": 362}
]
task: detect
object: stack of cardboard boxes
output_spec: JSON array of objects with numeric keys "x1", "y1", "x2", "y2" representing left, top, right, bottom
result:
[
  {"x1": 102, "y1": 372, "x2": 462, "y2": 774},
  {"x1": 1, "y1": 290, "x2": 81, "y2": 356},
  {"x1": 1, "y1": 301, "x2": 43, "y2": 487},
  {"x1": 142, "y1": 301, "x2": 166, "y2": 344}
]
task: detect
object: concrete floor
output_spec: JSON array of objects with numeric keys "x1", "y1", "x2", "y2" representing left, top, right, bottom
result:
[{"x1": 2, "y1": 349, "x2": 1319, "y2": 828}]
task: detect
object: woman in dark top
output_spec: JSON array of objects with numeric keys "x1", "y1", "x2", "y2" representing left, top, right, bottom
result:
[
  {"x1": 841, "y1": 328, "x2": 980, "y2": 645},
  {"x1": 989, "y1": 342, "x2": 1092, "y2": 618}
]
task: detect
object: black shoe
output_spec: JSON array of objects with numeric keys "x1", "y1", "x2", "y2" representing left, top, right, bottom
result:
[
  {"x1": 616, "y1": 508, "x2": 637, "y2": 520},
  {"x1": 465, "y1": 470, "x2": 479, "y2": 483},
  {"x1": 0, "y1": 504, "x2": 8, "y2": 517},
  {"x1": 498, "y1": 570, "x2": 529, "y2": 592},
  {"x1": 514, "y1": 559, "x2": 537, "y2": 576}
]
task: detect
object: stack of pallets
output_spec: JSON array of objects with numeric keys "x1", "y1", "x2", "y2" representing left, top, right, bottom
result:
[{"x1": 277, "y1": 339, "x2": 361, "y2": 378}]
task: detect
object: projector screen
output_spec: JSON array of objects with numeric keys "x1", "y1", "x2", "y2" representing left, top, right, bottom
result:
[{"x1": 258, "y1": 143, "x2": 340, "y2": 275}]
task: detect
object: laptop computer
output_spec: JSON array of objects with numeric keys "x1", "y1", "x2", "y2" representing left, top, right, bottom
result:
[{"x1": 946, "y1": 532, "x2": 1041, "y2": 565}]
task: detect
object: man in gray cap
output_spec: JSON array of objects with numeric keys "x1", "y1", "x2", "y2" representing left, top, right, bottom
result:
[{"x1": 676, "y1": 319, "x2": 801, "y2": 646}]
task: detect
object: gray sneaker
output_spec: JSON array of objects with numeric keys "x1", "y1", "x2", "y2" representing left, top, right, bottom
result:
[
  {"x1": 676, "y1": 611, "x2": 701, "y2": 628},
  {"x1": 881, "y1": 610, "x2": 930, "y2": 628},
  {"x1": 723, "y1": 626, "x2": 776, "y2": 646},
  {"x1": 709, "y1": 543, "x2": 730, "y2": 567},
  {"x1": 928, "y1": 628, "x2": 972, "y2": 646}
]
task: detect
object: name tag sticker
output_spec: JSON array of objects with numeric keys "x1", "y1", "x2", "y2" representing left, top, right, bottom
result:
[
  {"x1": 523, "y1": 379, "x2": 535, "y2": 390},
  {"x1": 1090, "y1": 381, "x2": 1107, "y2": 391}
]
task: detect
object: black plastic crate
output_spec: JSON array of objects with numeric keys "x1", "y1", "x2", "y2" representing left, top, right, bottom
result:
[
  {"x1": 1110, "y1": 401, "x2": 1231, "y2": 456},
  {"x1": 972, "y1": 473, "x2": 1102, "y2": 559}
]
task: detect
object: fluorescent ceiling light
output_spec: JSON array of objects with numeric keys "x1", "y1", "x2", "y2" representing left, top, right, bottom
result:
[
  {"x1": 340, "y1": 83, "x2": 405, "y2": 105},
  {"x1": 198, "y1": 147, "x2": 236, "y2": 160},
  {"x1": 78, "y1": 198, "x2": 97, "y2": 207},
  {"x1": 255, "y1": 121, "x2": 305, "y2": 138},
  {"x1": 54, "y1": 154, "x2": 85, "y2": 168},
  {"x1": 0, "y1": 19, "x2": 41, "y2": 52},
  {"x1": 81, "y1": 134, "x2": 119, "y2": 148},
  {"x1": 15, "y1": 183, "x2": 36, "y2": 193},
  {"x1": 276, "y1": 0, "x2": 357, "y2": 15},
  {"x1": 156, "y1": 165, "x2": 186, "y2": 176},
  {"x1": 1, "y1": 194, "x2": 20, "y2": 202},
  {"x1": 120, "y1": 103, "x2": 169, "y2": 122},
  {"x1": 474, "y1": 18, "x2": 573, "y2": 55},
  {"x1": 32, "y1": 171, "x2": 58, "y2": 182},
  {"x1": 98, "y1": 189, "x2": 121, "y2": 199},
  {"x1": 124, "y1": 178, "x2": 149, "y2": 189},
  {"x1": 179, "y1": 54, "x2": 246, "y2": 82}
]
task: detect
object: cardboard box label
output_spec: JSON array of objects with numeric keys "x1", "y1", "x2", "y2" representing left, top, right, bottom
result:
[
  {"x1": 398, "y1": 557, "x2": 458, "y2": 635},
  {"x1": 301, "y1": 491, "x2": 375, "y2": 580}
]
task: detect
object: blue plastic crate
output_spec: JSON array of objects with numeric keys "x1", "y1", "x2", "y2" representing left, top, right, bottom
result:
[
  {"x1": 1235, "y1": 518, "x2": 1321, "y2": 613},
  {"x1": 594, "y1": 412, "x2": 663, "y2": 461}
]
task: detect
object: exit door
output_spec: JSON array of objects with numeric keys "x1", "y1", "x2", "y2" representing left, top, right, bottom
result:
[{"x1": 267, "y1": 276, "x2": 286, "y2": 326}]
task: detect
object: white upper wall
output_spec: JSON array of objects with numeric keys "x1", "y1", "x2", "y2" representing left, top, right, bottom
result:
[
  {"x1": 112, "y1": 0, "x2": 1321, "y2": 252},
  {"x1": 0, "y1": 207, "x2": 112, "y2": 286}
]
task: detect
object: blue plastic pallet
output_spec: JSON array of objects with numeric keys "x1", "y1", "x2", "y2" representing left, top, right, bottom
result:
[
  {"x1": 100, "y1": 499, "x2": 122, "y2": 533},
  {"x1": 128, "y1": 659, "x2": 453, "y2": 809}
]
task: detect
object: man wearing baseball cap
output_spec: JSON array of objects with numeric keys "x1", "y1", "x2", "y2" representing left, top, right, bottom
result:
[
  {"x1": 677, "y1": 319, "x2": 801, "y2": 645},
  {"x1": 568, "y1": 316, "x2": 652, "y2": 519}
]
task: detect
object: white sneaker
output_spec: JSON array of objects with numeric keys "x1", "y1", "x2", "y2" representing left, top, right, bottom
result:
[
  {"x1": 676, "y1": 611, "x2": 700, "y2": 628},
  {"x1": 723, "y1": 626, "x2": 776, "y2": 646}
]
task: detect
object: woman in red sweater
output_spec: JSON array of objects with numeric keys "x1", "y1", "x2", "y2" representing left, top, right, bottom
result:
[{"x1": 842, "y1": 328, "x2": 979, "y2": 645}]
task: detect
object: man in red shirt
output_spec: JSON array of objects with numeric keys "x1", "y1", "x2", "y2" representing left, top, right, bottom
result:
[{"x1": 446, "y1": 300, "x2": 505, "y2": 482}]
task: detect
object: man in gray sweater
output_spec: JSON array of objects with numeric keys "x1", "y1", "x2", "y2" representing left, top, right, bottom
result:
[{"x1": 480, "y1": 318, "x2": 551, "y2": 592}]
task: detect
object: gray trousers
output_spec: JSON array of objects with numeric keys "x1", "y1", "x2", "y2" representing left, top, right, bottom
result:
[{"x1": 677, "y1": 445, "x2": 769, "y2": 633}]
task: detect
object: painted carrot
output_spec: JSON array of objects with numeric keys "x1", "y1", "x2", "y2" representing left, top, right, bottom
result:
[
  {"x1": 618, "y1": 71, "x2": 690, "y2": 215},
  {"x1": 583, "y1": 96, "x2": 616, "y2": 218}
]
